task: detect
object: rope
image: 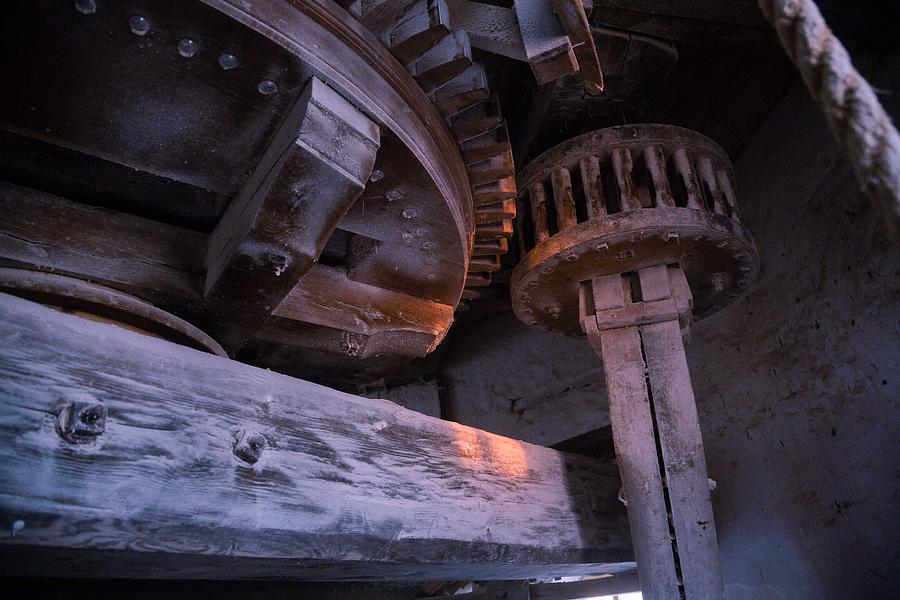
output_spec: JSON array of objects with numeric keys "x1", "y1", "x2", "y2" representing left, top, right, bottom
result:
[{"x1": 759, "y1": 0, "x2": 900, "y2": 237}]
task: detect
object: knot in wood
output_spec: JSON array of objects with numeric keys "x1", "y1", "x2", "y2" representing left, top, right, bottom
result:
[
  {"x1": 56, "y1": 395, "x2": 107, "y2": 443},
  {"x1": 233, "y1": 430, "x2": 267, "y2": 464}
]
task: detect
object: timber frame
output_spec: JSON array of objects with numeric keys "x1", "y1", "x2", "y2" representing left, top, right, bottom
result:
[{"x1": 0, "y1": 293, "x2": 633, "y2": 580}]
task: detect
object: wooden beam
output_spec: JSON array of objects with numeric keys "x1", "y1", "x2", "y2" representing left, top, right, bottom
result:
[
  {"x1": 266, "y1": 264, "x2": 454, "y2": 357},
  {"x1": 0, "y1": 293, "x2": 632, "y2": 580},
  {"x1": 0, "y1": 181, "x2": 205, "y2": 306},
  {"x1": 529, "y1": 571, "x2": 640, "y2": 599},
  {"x1": 205, "y1": 76, "x2": 380, "y2": 351}
]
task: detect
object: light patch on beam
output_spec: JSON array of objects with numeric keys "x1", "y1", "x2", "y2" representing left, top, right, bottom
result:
[{"x1": 449, "y1": 422, "x2": 528, "y2": 477}]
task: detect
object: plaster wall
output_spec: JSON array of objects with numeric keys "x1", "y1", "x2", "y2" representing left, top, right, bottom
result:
[{"x1": 438, "y1": 79, "x2": 900, "y2": 598}]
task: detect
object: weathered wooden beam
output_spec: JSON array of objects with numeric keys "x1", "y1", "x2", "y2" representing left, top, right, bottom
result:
[
  {"x1": 265, "y1": 264, "x2": 454, "y2": 357},
  {"x1": 205, "y1": 76, "x2": 380, "y2": 351},
  {"x1": 0, "y1": 182, "x2": 205, "y2": 306},
  {"x1": 0, "y1": 293, "x2": 632, "y2": 580}
]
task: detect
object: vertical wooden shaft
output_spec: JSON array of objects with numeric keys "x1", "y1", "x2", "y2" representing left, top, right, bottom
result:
[
  {"x1": 641, "y1": 320, "x2": 724, "y2": 599},
  {"x1": 585, "y1": 267, "x2": 724, "y2": 600},
  {"x1": 587, "y1": 326, "x2": 682, "y2": 599}
]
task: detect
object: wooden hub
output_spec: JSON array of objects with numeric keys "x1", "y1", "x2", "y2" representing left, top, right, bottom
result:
[{"x1": 511, "y1": 125, "x2": 759, "y2": 336}]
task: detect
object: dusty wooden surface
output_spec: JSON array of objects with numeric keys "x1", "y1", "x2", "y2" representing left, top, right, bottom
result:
[{"x1": 0, "y1": 293, "x2": 632, "y2": 580}]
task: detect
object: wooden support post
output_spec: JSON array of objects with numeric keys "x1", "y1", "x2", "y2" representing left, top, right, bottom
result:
[
  {"x1": 205, "y1": 77, "x2": 380, "y2": 352},
  {"x1": 0, "y1": 293, "x2": 632, "y2": 580},
  {"x1": 582, "y1": 267, "x2": 724, "y2": 600}
]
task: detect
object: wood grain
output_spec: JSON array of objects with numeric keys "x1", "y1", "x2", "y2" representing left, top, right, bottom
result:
[
  {"x1": 0, "y1": 293, "x2": 632, "y2": 580},
  {"x1": 641, "y1": 319, "x2": 724, "y2": 598},
  {"x1": 586, "y1": 323, "x2": 681, "y2": 598},
  {"x1": 0, "y1": 182, "x2": 205, "y2": 306}
]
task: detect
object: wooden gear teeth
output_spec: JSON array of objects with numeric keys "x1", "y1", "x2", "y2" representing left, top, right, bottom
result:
[
  {"x1": 511, "y1": 124, "x2": 760, "y2": 335},
  {"x1": 384, "y1": 0, "x2": 517, "y2": 311}
]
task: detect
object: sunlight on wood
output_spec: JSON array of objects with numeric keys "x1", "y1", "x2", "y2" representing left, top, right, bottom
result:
[{"x1": 449, "y1": 422, "x2": 528, "y2": 477}]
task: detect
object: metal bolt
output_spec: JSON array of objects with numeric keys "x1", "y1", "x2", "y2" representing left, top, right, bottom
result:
[
  {"x1": 233, "y1": 430, "x2": 267, "y2": 465},
  {"x1": 129, "y1": 15, "x2": 150, "y2": 36},
  {"x1": 178, "y1": 38, "x2": 199, "y2": 58},
  {"x1": 57, "y1": 395, "x2": 107, "y2": 444},
  {"x1": 265, "y1": 252, "x2": 289, "y2": 276},
  {"x1": 74, "y1": 0, "x2": 96, "y2": 15},
  {"x1": 616, "y1": 249, "x2": 635, "y2": 260},
  {"x1": 708, "y1": 272, "x2": 728, "y2": 293},
  {"x1": 218, "y1": 53, "x2": 238, "y2": 70},
  {"x1": 257, "y1": 79, "x2": 278, "y2": 95}
]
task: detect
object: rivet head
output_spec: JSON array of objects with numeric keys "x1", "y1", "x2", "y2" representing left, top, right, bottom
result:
[
  {"x1": 616, "y1": 249, "x2": 635, "y2": 260},
  {"x1": 265, "y1": 252, "x2": 289, "y2": 276},
  {"x1": 257, "y1": 79, "x2": 278, "y2": 95},
  {"x1": 526, "y1": 281, "x2": 537, "y2": 289},
  {"x1": 708, "y1": 272, "x2": 728, "y2": 293},
  {"x1": 218, "y1": 53, "x2": 238, "y2": 70},
  {"x1": 369, "y1": 169, "x2": 384, "y2": 183},
  {"x1": 129, "y1": 15, "x2": 150, "y2": 36},
  {"x1": 564, "y1": 253, "x2": 578, "y2": 262},
  {"x1": 595, "y1": 242, "x2": 609, "y2": 251},
  {"x1": 57, "y1": 395, "x2": 107, "y2": 444},
  {"x1": 386, "y1": 189, "x2": 402, "y2": 202},
  {"x1": 74, "y1": 0, "x2": 96, "y2": 15},
  {"x1": 178, "y1": 38, "x2": 199, "y2": 58},
  {"x1": 402, "y1": 207, "x2": 418, "y2": 219},
  {"x1": 663, "y1": 231, "x2": 679, "y2": 242},
  {"x1": 233, "y1": 430, "x2": 267, "y2": 465}
]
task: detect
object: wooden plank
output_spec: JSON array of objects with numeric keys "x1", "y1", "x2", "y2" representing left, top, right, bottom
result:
[
  {"x1": 388, "y1": 0, "x2": 452, "y2": 64},
  {"x1": 579, "y1": 155, "x2": 606, "y2": 218},
  {"x1": 271, "y1": 264, "x2": 454, "y2": 341},
  {"x1": 551, "y1": 168, "x2": 578, "y2": 231},
  {"x1": 643, "y1": 145, "x2": 675, "y2": 208},
  {"x1": 672, "y1": 148, "x2": 704, "y2": 210},
  {"x1": 0, "y1": 293, "x2": 632, "y2": 580},
  {"x1": 204, "y1": 77, "x2": 379, "y2": 350},
  {"x1": 586, "y1": 324, "x2": 681, "y2": 599},
  {"x1": 611, "y1": 148, "x2": 641, "y2": 211},
  {"x1": 553, "y1": 0, "x2": 604, "y2": 92},
  {"x1": 641, "y1": 319, "x2": 725, "y2": 599},
  {"x1": 0, "y1": 182, "x2": 205, "y2": 305},
  {"x1": 530, "y1": 571, "x2": 641, "y2": 599},
  {"x1": 411, "y1": 30, "x2": 473, "y2": 93},
  {"x1": 530, "y1": 182, "x2": 551, "y2": 243}
]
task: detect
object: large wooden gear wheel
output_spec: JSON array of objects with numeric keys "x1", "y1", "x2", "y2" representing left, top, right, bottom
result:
[{"x1": 0, "y1": 0, "x2": 518, "y2": 383}]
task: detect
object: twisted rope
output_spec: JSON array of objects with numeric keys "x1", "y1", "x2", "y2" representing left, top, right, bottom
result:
[{"x1": 759, "y1": 0, "x2": 900, "y2": 237}]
